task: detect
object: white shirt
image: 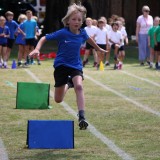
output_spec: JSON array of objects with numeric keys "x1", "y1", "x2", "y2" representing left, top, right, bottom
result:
[
  {"x1": 95, "y1": 27, "x2": 108, "y2": 44},
  {"x1": 137, "y1": 15, "x2": 153, "y2": 34},
  {"x1": 119, "y1": 27, "x2": 127, "y2": 45},
  {"x1": 84, "y1": 25, "x2": 97, "y2": 38},
  {"x1": 108, "y1": 30, "x2": 123, "y2": 46}
]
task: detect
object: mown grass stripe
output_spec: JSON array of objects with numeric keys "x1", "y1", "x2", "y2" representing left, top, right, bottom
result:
[
  {"x1": 0, "y1": 138, "x2": 9, "y2": 160},
  {"x1": 121, "y1": 70, "x2": 160, "y2": 88},
  {"x1": 25, "y1": 69, "x2": 134, "y2": 160},
  {"x1": 84, "y1": 74, "x2": 160, "y2": 117}
]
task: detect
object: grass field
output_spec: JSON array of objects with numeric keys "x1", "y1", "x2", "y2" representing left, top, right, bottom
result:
[{"x1": 0, "y1": 42, "x2": 160, "y2": 160}]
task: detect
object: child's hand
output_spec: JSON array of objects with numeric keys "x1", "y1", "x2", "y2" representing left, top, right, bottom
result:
[
  {"x1": 29, "y1": 48, "x2": 40, "y2": 57},
  {"x1": 99, "y1": 48, "x2": 108, "y2": 53}
]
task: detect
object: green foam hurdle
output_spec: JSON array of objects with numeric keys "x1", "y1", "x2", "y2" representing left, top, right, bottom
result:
[{"x1": 16, "y1": 82, "x2": 50, "y2": 109}]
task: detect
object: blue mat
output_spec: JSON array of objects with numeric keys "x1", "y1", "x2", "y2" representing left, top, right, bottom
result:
[{"x1": 27, "y1": 120, "x2": 74, "y2": 149}]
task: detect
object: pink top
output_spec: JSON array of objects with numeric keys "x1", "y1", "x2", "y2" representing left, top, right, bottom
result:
[{"x1": 137, "y1": 15, "x2": 153, "y2": 34}]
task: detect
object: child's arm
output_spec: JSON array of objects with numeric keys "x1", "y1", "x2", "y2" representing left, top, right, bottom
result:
[
  {"x1": 136, "y1": 22, "x2": 140, "y2": 43},
  {"x1": 87, "y1": 37, "x2": 108, "y2": 53},
  {"x1": 125, "y1": 36, "x2": 129, "y2": 45},
  {"x1": 29, "y1": 36, "x2": 47, "y2": 57}
]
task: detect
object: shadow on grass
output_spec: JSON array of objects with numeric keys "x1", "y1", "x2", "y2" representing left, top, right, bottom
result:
[{"x1": 17, "y1": 149, "x2": 83, "y2": 160}]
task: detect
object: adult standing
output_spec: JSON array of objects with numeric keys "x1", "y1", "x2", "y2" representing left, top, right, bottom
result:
[{"x1": 136, "y1": 5, "x2": 153, "y2": 65}]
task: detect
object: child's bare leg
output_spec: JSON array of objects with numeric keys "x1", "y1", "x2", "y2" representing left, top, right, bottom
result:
[
  {"x1": 92, "y1": 49, "x2": 98, "y2": 66},
  {"x1": 2, "y1": 47, "x2": 7, "y2": 67},
  {"x1": 83, "y1": 49, "x2": 90, "y2": 67},
  {"x1": 72, "y1": 75, "x2": 88, "y2": 129},
  {"x1": 54, "y1": 85, "x2": 68, "y2": 103}
]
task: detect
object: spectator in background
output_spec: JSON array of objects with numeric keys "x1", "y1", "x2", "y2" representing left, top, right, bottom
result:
[
  {"x1": 136, "y1": 5, "x2": 153, "y2": 66},
  {"x1": 5, "y1": 11, "x2": 19, "y2": 63}
]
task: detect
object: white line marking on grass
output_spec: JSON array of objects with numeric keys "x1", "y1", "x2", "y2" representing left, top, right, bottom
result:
[
  {"x1": 84, "y1": 74, "x2": 160, "y2": 117},
  {"x1": 25, "y1": 69, "x2": 134, "y2": 160},
  {"x1": 121, "y1": 70, "x2": 160, "y2": 88},
  {"x1": 0, "y1": 138, "x2": 9, "y2": 160}
]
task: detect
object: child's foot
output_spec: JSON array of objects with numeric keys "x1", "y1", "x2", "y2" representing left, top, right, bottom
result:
[
  {"x1": 4, "y1": 65, "x2": 9, "y2": 69},
  {"x1": 114, "y1": 64, "x2": 118, "y2": 70},
  {"x1": 37, "y1": 60, "x2": 41, "y2": 65},
  {"x1": 79, "y1": 118, "x2": 88, "y2": 130},
  {"x1": 78, "y1": 111, "x2": 88, "y2": 130},
  {"x1": 18, "y1": 61, "x2": 22, "y2": 67}
]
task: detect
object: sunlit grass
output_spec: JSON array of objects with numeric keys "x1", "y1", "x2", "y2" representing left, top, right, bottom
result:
[{"x1": 0, "y1": 43, "x2": 160, "y2": 160}]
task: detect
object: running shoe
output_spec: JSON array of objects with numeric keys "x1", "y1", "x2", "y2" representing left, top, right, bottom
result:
[{"x1": 79, "y1": 118, "x2": 88, "y2": 130}]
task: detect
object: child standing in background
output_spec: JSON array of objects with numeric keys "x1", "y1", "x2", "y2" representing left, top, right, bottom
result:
[
  {"x1": 29, "y1": 3, "x2": 107, "y2": 130},
  {"x1": 108, "y1": 22, "x2": 122, "y2": 70},
  {"x1": 83, "y1": 17, "x2": 97, "y2": 67},
  {"x1": 154, "y1": 17, "x2": 160, "y2": 70},
  {"x1": 95, "y1": 18, "x2": 108, "y2": 70},
  {"x1": 0, "y1": 16, "x2": 10, "y2": 68},
  {"x1": 22, "y1": 10, "x2": 37, "y2": 66},
  {"x1": 5, "y1": 11, "x2": 19, "y2": 63},
  {"x1": 117, "y1": 20, "x2": 128, "y2": 69},
  {"x1": 15, "y1": 14, "x2": 27, "y2": 67},
  {"x1": 148, "y1": 16, "x2": 159, "y2": 68}
]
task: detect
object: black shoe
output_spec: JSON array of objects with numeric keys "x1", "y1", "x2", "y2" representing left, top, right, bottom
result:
[
  {"x1": 105, "y1": 62, "x2": 110, "y2": 66},
  {"x1": 18, "y1": 61, "x2": 22, "y2": 67},
  {"x1": 147, "y1": 61, "x2": 150, "y2": 65},
  {"x1": 140, "y1": 62, "x2": 144, "y2": 66},
  {"x1": 67, "y1": 76, "x2": 74, "y2": 89},
  {"x1": 79, "y1": 119, "x2": 88, "y2": 130},
  {"x1": 155, "y1": 63, "x2": 158, "y2": 69},
  {"x1": 114, "y1": 64, "x2": 118, "y2": 70}
]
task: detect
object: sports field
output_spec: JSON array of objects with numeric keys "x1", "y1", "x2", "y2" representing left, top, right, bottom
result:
[{"x1": 0, "y1": 43, "x2": 160, "y2": 160}]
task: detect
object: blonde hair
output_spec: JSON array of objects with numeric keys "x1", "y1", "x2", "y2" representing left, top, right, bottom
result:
[
  {"x1": 86, "y1": 17, "x2": 92, "y2": 21},
  {"x1": 0, "y1": 16, "x2": 6, "y2": 22},
  {"x1": 5, "y1": 11, "x2": 14, "y2": 17},
  {"x1": 18, "y1": 14, "x2": 27, "y2": 23},
  {"x1": 62, "y1": 3, "x2": 87, "y2": 27}
]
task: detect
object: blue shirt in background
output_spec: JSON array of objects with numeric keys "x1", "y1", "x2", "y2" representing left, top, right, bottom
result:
[
  {"x1": 0, "y1": 26, "x2": 10, "y2": 45},
  {"x1": 22, "y1": 19, "x2": 37, "y2": 39},
  {"x1": 15, "y1": 22, "x2": 26, "y2": 45},
  {"x1": 45, "y1": 27, "x2": 89, "y2": 71},
  {"x1": 5, "y1": 20, "x2": 18, "y2": 39}
]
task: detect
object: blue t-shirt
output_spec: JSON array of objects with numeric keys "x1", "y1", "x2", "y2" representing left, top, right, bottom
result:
[
  {"x1": 45, "y1": 27, "x2": 89, "y2": 70},
  {"x1": 5, "y1": 20, "x2": 18, "y2": 39},
  {"x1": 22, "y1": 19, "x2": 37, "y2": 39},
  {"x1": 0, "y1": 26, "x2": 10, "y2": 45},
  {"x1": 15, "y1": 22, "x2": 26, "y2": 45}
]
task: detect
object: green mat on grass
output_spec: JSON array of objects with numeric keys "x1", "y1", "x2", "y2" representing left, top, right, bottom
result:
[{"x1": 16, "y1": 82, "x2": 50, "y2": 109}]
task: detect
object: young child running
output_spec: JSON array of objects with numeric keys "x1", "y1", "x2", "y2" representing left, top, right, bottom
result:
[
  {"x1": 108, "y1": 22, "x2": 122, "y2": 70},
  {"x1": 148, "y1": 16, "x2": 159, "y2": 68},
  {"x1": 0, "y1": 16, "x2": 10, "y2": 68},
  {"x1": 29, "y1": 3, "x2": 107, "y2": 130}
]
